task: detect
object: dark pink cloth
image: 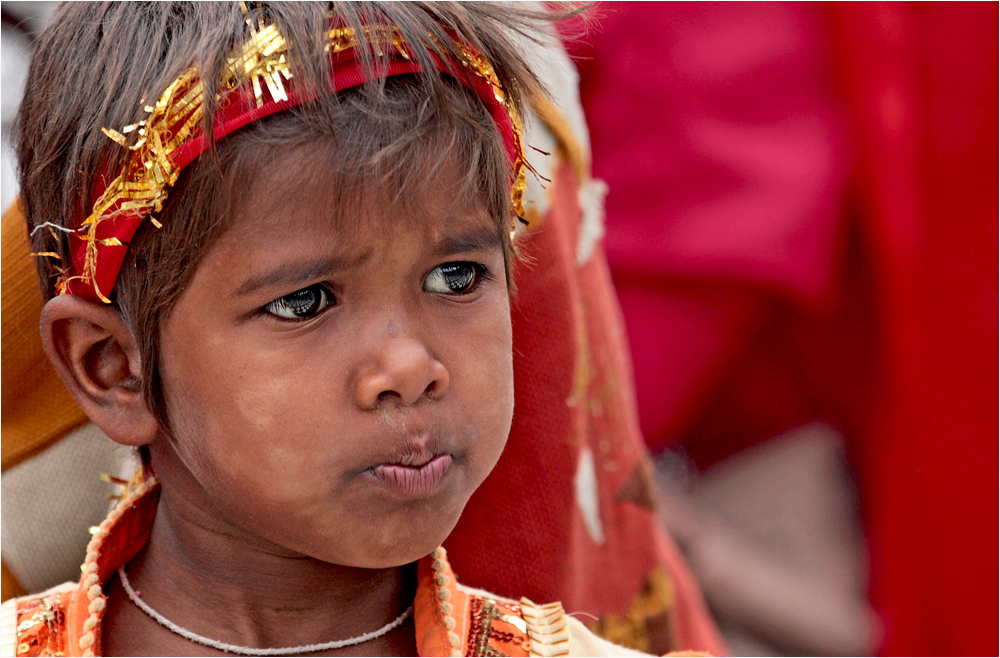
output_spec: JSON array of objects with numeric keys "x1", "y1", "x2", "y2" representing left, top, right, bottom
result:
[
  {"x1": 571, "y1": 2, "x2": 847, "y2": 455},
  {"x1": 570, "y1": 2, "x2": 998, "y2": 654}
]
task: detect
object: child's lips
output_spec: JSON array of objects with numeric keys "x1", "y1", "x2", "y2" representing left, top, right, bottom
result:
[{"x1": 370, "y1": 453, "x2": 453, "y2": 498}]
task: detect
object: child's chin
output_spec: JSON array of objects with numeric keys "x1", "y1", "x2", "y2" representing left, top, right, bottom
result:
[
  {"x1": 330, "y1": 536, "x2": 448, "y2": 570},
  {"x1": 303, "y1": 514, "x2": 462, "y2": 569}
]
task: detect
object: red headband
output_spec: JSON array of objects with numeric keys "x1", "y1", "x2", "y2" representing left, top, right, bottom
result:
[{"x1": 56, "y1": 19, "x2": 527, "y2": 302}]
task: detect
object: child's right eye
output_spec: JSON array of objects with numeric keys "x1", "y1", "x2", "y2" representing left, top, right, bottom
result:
[{"x1": 264, "y1": 284, "x2": 335, "y2": 320}]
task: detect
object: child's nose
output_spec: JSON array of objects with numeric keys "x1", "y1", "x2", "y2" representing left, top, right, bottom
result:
[{"x1": 352, "y1": 336, "x2": 450, "y2": 409}]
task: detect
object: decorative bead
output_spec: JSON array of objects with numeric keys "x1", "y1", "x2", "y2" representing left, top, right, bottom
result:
[
  {"x1": 88, "y1": 584, "x2": 103, "y2": 600},
  {"x1": 83, "y1": 650, "x2": 96, "y2": 657},
  {"x1": 79, "y1": 631, "x2": 95, "y2": 649},
  {"x1": 84, "y1": 573, "x2": 99, "y2": 588},
  {"x1": 429, "y1": 547, "x2": 462, "y2": 653},
  {"x1": 83, "y1": 617, "x2": 98, "y2": 632},
  {"x1": 88, "y1": 598, "x2": 106, "y2": 614},
  {"x1": 84, "y1": 559, "x2": 98, "y2": 573}
]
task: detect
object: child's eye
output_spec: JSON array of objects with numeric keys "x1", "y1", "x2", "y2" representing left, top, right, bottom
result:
[
  {"x1": 264, "y1": 284, "x2": 334, "y2": 320},
  {"x1": 424, "y1": 262, "x2": 488, "y2": 295}
]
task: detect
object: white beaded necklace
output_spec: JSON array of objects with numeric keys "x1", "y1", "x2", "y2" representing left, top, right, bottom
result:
[{"x1": 117, "y1": 566, "x2": 413, "y2": 656}]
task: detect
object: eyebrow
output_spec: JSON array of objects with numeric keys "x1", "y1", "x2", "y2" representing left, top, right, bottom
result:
[
  {"x1": 231, "y1": 226, "x2": 502, "y2": 298},
  {"x1": 433, "y1": 227, "x2": 504, "y2": 257},
  {"x1": 232, "y1": 253, "x2": 367, "y2": 297}
]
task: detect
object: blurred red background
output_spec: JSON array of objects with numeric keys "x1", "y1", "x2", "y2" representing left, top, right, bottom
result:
[{"x1": 570, "y1": 2, "x2": 998, "y2": 655}]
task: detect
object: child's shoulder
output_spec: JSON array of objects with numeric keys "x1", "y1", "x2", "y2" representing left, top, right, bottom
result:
[
  {"x1": 2, "y1": 510, "x2": 653, "y2": 658},
  {"x1": 0, "y1": 576, "x2": 657, "y2": 658},
  {"x1": 456, "y1": 585, "x2": 652, "y2": 657},
  {"x1": 455, "y1": 581, "x2": 706, "y2": 657},
  {"x1": 425, "y1": 549, "x2": 651, "y2": 657}
]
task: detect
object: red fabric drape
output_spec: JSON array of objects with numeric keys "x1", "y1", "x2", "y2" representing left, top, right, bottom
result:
[
  {"x1": 571, "y1": 2, "x2": 998, "y2": 654},
  {"x1": 448, "y1": 160, "x2": 725, "y2": 655},
  {"x1": 825, "y1": 4, "x2": 998, "y2": 654}
]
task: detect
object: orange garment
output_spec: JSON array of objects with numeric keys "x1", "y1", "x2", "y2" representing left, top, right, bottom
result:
[
  {"x1": 0, "y1": 477, "x2": 650, "y2": 657},
  {"x1": 1, "y1": 203, "x2": 89, "y2": 473}
]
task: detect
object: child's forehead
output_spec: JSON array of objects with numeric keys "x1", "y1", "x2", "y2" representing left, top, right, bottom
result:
[
  {"x1": 207, "y1": 153, "x2": 501, "y2": 279},
  {"x1": 230, "y1": 149, "x2": 495, "y2": 240},
  {"x1": 229, "y1": 136, "x2": 482, "y2": 217}
]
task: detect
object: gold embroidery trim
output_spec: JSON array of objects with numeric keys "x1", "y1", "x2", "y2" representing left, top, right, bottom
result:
[
  {"x1": 519, "y1": 598, "x2": 570, "y2": 657},
  {"x1": 62, "y1": 9, "x2": 527, "y2": 301}
]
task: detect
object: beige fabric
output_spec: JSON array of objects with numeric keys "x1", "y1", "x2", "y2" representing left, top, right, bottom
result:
[
  {"x1": 1, "y1": 596, "x2": 16, "y2": 656},
  {"x1": 1, "y1": 424, "x2": 137, "y2": 596}
]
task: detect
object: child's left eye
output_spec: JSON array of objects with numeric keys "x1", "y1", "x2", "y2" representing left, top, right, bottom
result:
[
  {"x1": 264, "y1": 284, "x2": 335, "y2": 320},
  {"x1": 424, "y1": 262, "x2": 488, "y2": 295}
]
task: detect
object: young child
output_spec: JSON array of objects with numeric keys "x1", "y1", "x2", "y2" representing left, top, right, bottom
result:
[{"x1": 1, "y1": 3, "x2": 654, "y2": 656}]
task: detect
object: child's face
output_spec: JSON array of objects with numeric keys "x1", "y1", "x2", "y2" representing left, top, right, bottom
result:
[{"x1": 154, "y1": 152, "x2": 514, "y2": 568}]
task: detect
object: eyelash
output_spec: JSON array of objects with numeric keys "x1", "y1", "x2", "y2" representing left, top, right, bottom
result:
[
  {"x1": 264, "y1": 284, "x2": 335, "y2": 321},
  {"x1": 262, "y1": 262, "x2": 490, "y2": 322},
  {"x1": 423, "y1": 262, "x2": 491, "y2": 296}
]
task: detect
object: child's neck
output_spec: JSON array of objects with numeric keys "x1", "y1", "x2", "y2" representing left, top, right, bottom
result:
[{"x1": 102, "y1": 480, "x2": 419, "y2": 656}]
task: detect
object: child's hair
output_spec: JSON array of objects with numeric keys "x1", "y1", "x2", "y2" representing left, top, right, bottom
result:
[{"x1": 16, "y1": 1, "x2": 558, "y2": 430}]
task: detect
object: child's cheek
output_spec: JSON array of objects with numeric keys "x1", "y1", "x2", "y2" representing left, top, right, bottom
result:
[{"x1": 461, "y1": 292, "x2": 514, "y2": 464}]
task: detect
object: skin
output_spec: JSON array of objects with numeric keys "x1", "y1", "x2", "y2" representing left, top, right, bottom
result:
[{"x1": 42, "y1": 149, "x2": 514, "y2": 655}]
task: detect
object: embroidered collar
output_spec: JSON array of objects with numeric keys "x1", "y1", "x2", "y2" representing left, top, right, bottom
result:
[{"x1": 10, "y1": 476, "x2": 567, "y2": 657}]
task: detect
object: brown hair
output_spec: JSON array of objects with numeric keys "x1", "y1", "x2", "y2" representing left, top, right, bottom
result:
[{"x1": 16, "y1": 2, "x2": 560, "y2": 430}]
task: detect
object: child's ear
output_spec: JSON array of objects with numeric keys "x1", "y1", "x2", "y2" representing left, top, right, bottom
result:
[{"x1": 40, "y1": 294, "x2": 158, "y2": 447}]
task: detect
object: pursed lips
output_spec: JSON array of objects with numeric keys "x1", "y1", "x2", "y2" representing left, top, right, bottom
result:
[
  {"x1": 370, "y1": 454, "x2": 453, "y2": 497},
  {"x1": 365, "y1": 432, "x2": 455, "y2": 497}
]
